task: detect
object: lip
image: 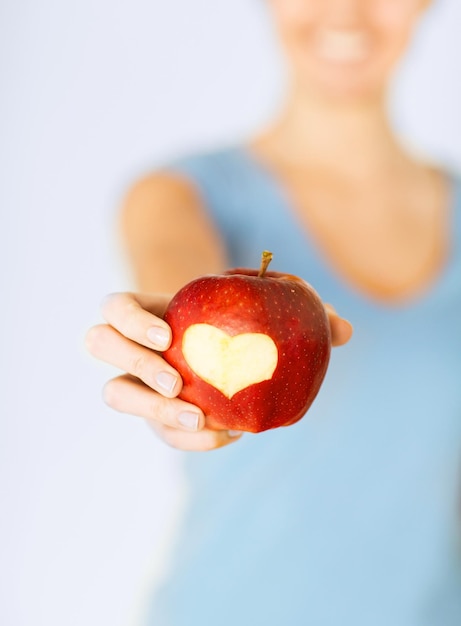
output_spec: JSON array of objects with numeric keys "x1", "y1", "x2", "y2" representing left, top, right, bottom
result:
[{"x1": 314, "y1": 29, "x2": 371, "y2": 64}]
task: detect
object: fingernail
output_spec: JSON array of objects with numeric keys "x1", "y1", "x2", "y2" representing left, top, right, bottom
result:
[
  {"x1": 155, "y1": 371, "x2": 178, "y2": 394},
  {"x1": 147, "y1": 326, "x2": 170, "y2": 349},
  {"x1": 178, "y1": 411, "x2": 200, "y2": 431},
  {"x1": 228, "y1": 430, "x2": 243, "y2": 438}
]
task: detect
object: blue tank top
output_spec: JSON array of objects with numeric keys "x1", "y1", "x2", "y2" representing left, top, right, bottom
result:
[{"x1": 145, "y1": 147, "x2": 461, "y2": 626}]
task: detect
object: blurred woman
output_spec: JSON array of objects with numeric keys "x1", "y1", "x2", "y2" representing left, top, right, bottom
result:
[{"x1": 86, "y1": 1, "x2": 461, "y2": 624}]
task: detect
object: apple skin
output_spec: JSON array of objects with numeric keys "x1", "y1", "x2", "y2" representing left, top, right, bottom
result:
[{"x1": 163, "y1": 265, "x2": 331, "y2": 433}]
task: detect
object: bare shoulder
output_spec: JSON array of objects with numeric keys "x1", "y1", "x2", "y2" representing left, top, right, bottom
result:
[
  {"x1": 121, "y1": 171, "x2": 207, "y2": 232},
  {"x1": 119, "y1": 172, "x2": 227, "y2": 292},
  {"x1": 124, "y1": 171, "x2": 200, "y2": 207}
]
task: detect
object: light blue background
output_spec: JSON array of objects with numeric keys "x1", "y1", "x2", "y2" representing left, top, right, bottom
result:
[{"x1": 1, "y1": 1, "x2": 461, "y2": 625}]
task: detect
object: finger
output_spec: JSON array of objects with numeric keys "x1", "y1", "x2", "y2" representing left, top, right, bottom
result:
[
  {"x1": 85, "y1": 324, "x2": 181, "y2": 398},
  {"x1": 103, "y1": 374, "x2": 205, "y2": 431},
  {"x1": 330, "y1": 316, "x2": 353, "y2": 346},
  {"x1": 147, "y1": 421, "x2": 244, "y2": 452},
  {"x1": 101, "y1": 292, "x2": 173, "y2": 351},
  {"x1": 324, "y1": 304, "x2": 353, "y2": 347}
]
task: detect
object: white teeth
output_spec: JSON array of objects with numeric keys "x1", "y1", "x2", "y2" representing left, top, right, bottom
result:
[{"x1": 316, "y1": 30, "x2": 370, "y2": 63}]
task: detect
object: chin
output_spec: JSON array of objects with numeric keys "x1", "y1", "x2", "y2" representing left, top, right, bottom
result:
[
  {"x1": 316, "y1": 77, "x2": 384, "y2": 103},
  {"x1": 297, "y1": 58, "x2": 389, "y2": 104}
]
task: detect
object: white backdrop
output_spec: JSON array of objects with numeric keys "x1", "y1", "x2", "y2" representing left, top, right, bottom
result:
[{"x1": 1, "y1": 1, "x2": 460, "y2": 625}]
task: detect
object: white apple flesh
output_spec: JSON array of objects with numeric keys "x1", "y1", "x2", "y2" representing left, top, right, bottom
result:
[{"x1": 182, "y1": 324, "x2": 278, "y2": 399}]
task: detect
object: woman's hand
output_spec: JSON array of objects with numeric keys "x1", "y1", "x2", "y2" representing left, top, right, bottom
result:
[
  {"x1": 85, "y1": 292, "x2": 242, "y2": 451},
  {"x1": 85, "y1": 293, "x2": 352, "y2": 452}
]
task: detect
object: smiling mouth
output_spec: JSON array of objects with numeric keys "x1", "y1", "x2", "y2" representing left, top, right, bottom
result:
[{"x1": 315, "y1": 30, "x2": 371, "y2": 64}]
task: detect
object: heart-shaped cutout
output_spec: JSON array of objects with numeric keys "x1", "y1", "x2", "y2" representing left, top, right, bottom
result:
[{"x1": 182, "y1": 323, "x2": 278, "y2": 398}]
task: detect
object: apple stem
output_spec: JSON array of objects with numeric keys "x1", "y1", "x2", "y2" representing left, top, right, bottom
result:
[{"x1": 258, "y1": 250, "x2": 273, "y2": 278}]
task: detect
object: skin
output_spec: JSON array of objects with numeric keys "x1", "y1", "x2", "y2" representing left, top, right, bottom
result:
[{"x1": 86, "y1": 0, "x2": 447, "y2": 451}]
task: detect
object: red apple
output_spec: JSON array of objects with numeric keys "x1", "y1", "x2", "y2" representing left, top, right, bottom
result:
[{"x1": 163, "y1": 251, "x2": 331, "y2": 433}]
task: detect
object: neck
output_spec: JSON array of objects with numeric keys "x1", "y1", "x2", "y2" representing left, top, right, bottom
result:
[{"x1": 258, "y1": 80, "x2": 410, "y2": 178}]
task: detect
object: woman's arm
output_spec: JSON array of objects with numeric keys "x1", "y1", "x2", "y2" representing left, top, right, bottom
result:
[
  {"x1": 87, "y1": 173, "x2": 248, "y2": 450},
  {"x1": 119, "y1": 172, "x2": 228, "y2": 293}
]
